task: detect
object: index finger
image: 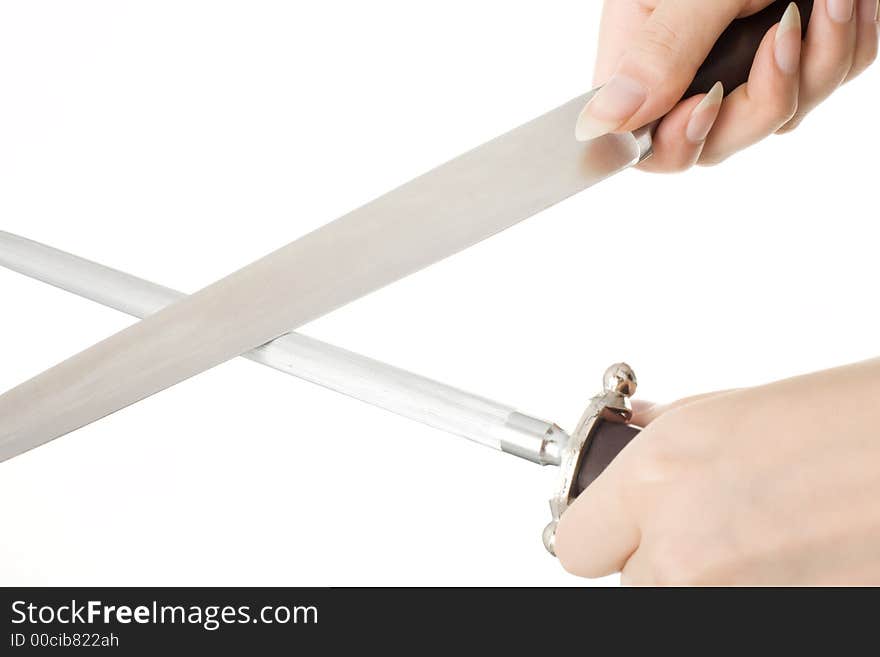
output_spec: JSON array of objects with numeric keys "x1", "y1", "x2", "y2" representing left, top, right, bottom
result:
[
  {"x1": 578, "y1": 0, "x2": 772, "y2": 140},
  {"x1": 554, "y1": 445, "x2": 642, "y2": 578}
]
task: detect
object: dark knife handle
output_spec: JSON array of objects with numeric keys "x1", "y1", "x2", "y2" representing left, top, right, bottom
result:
[
  {"x1": 574, "y1": 421, "x2": 641, "y2": 497},
  {"x1": 685, "y1": 0, "x2": 813, "y2": 98}
]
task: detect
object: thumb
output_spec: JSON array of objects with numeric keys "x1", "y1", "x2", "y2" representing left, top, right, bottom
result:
[{"x1": 576, "y1": 0, "x2": 761, "y2": 140}]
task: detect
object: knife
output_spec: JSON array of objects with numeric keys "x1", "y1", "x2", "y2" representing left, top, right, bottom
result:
[{"x1": 0, "y1": 0, "x2": 812, "y2": 473}]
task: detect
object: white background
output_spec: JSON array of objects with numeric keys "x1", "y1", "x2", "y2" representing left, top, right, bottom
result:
[{"x1": 0, "y1": 1, "x2": 877, "y2": 586}]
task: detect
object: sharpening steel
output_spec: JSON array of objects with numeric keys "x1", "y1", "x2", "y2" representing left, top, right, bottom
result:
[
  {"x1": 0, "y1": 230, "x2": 642, "y2": 553},
  {"x1": 0, "y1": 230, "x2": 567, "y2": 466}
]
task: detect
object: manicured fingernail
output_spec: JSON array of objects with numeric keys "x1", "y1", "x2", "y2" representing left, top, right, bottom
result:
[
  {"x1": 775, "y1": 3, "x2": 803, "y2": 74},
  {"x1": 686, "y1": 81, "x2": 724, "y2": 143},
  {"x1": 828, "y1": 0, "x2": 855, "y2": 22},
  {"x1": 575, "y1": 74, "x2": 647, "y2": 141}
]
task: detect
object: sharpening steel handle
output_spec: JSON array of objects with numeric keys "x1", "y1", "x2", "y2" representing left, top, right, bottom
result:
[
  {"x1": 685, "y1": 0, "x2": 813, "y2": 98},
  {"x1": 574, "y1": 422, "x2": 641, "y2": 497}
]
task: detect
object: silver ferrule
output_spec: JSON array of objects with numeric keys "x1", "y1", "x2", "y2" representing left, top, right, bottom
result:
[
  {"x1": 500, "y1": 412, "x2": 569, "y2": 467},
  {"x1": 633, "y1": 121, "x2": 656, "y2": 164}
]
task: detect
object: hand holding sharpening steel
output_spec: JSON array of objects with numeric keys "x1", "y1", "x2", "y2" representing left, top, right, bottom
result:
[{"x1": 0, "y1": 2, "x2": 813, "y2": 552}]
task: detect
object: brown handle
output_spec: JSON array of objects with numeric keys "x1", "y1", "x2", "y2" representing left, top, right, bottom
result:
[
  {"x1": 685, "y1": 0, "x2": 813, "y2": 98},
  {"x1": 574, "y1": 421, "x2": 641, "y2": 497}
]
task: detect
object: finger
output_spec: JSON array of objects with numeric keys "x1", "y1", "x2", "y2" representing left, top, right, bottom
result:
[
  {"x1": 576, "y1": 0, "x2": 764, "y2": 141},
  {"x1": 779, "y1": 0, "x2": 858, "y2": 133},
  {"x1": 554, "y1": 449, "x2": 641, "y2": 578},
  {"x1": 699, "y1": 4, "x2": 803, "y2": 165},
  {"x1": 631, "y1": 390, "x2": 735, "y2": 427},
  {"x1": 845, "y1": 0, "x2": 880, "y2": 82},
  {"x1": 637, "y1": 82, "x2": 724, "y2": 173}
]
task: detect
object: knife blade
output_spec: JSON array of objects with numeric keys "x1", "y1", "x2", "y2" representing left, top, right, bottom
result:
[
  {"x1": 0, "y1": 1, "x2": 813, "y2": 462},
  {"x1": 0, "y1": 99, "x2": 649, "y2": 462}
]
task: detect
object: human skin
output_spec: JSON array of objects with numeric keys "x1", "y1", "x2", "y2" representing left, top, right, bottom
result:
[
  {"x1": 554, "y1": 359, "x2": 880, "y2": 585},
  {"x1": 577, "y1": 0, "x2": 879, "y2": 172}
]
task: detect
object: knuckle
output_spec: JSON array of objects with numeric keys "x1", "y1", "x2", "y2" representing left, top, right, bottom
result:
[
  {"x1": 744, "y1": 0, "x2": 774, "y2": 13},
  {"x1": 623, "y1": 419, "x2": 687, "y2": 492},
  {"x1": 640, "y1": 18, "x2": 682, "y2": 61},
  {"x1": 643, "y1": 405, "x2": 693, "y2": 442},
  {"x1": 629, "y1": 20, "x2": 689, "y2": 102}
]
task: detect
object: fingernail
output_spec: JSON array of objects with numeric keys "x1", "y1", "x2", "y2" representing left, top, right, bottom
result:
[
  {"x1": 875, "y1": 0, "x2": 879, "y2": 22},
  {"x1": 575, "y1": 74, "x2": 647, "y2": 141},
  {"x1": 828, "y1": 0, "x2": 854, "y2": 22},
  {"x1": 685, "y1": 81, "x2": 724, "y2": 143},
  {"x1": 775, "y1": 3, "x2": 803, "y2": 74}
]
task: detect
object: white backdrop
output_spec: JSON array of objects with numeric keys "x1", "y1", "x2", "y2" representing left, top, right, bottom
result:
[{"x1": 0, "y1": 1, "x2": 877, "y2": 586}]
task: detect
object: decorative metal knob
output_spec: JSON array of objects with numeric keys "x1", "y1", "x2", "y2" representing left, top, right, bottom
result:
[{"x1": 603, "y1": 362, "x2": 637, "y2": 397}]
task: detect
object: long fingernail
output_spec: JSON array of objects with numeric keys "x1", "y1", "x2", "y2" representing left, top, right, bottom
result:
[
  {"x1": 575, "y1": 74, "x2": 647, "y2": 141},
  {"x1": 775, "y1": 3, "x2": 803, "y2": 74},
  {"x1": 828, "y1": 0, "x2": 855, "y2": 22},
  {"x1": 685, "y1": 81, "x2": 724, "y2": 143}
]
